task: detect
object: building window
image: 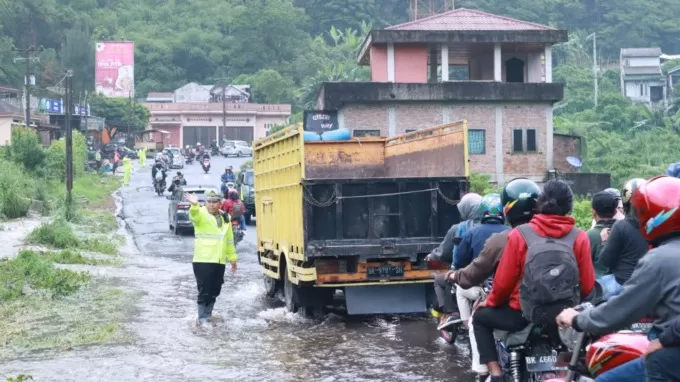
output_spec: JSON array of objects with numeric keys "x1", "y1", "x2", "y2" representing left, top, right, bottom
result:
[
  {"x1": 353, "y1": 129, "x2": 381, "y2": 137},
  {"x1": 512, "y1": 128, "x2": 538, "y2": 153},
  {"x1": 405, "y1": 129, "x2": 417, "y2": 133},
  {"x1": 468, "y1": 129, "x2": 486, "y2": 154},
  {"x1": 640, "y1": 83, "x2": 644, "y2": 96}
]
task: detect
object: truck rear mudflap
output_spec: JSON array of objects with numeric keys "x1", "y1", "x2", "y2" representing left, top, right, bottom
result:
[
  {"x1": 345, "y1": 283, "x2": 432, "y2": 315},
  {"x1": 314, "y1": 258, "x2": 449, "y2": 284}
]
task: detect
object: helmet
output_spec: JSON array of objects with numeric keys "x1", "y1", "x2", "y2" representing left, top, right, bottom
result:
[
  {"x1": 622, "y1": 178, "x2": 646, "y2": 215},
  {"x1": 228, "y1": 188, "x2": 239, "y2": 200},
  {"x1": 205, "y1": 188, "x2": 222, "y2": 202},
  {"x1": 197, "y1": 142, "x2": 201, "y2": 146},
  {"x1": 631, "y1": 175, "x2": 680, "y2": 243},
  {"x1": 186, "y1": 145, "x2": 190, "y2": 149},
  {"x1": 586, "y1": 332, "x2": 649, "y2": 377},
  {"x1": 176, "y1": 171, "x2": 182, "y2": 177},
  {"x1": 478, "y1": 193, "x2": 504, "y2": 224},
  {"x1": 501, "y1": 178, "x2": 541, "y2": 226},
  {"x1": 603, "y1": 187, "x2": 622, "y2": 201}
]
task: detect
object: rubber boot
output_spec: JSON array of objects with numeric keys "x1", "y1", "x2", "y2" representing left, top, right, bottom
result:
[
  {"x1": 197, "y1": 303, "x2": 210, "y2": 325},
  {"x1": 205, "y1": 302, "x2": 215, "y2": 319}
]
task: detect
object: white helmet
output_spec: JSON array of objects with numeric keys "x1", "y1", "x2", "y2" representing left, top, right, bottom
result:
[
  {"x1": 185, "y1": 145, "x2": 190, "y2": 149},
  {"x1": 197, "y1": 142, "x2": 201, "y2": 146}
]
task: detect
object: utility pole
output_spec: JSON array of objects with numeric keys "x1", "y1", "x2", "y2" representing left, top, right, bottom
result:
[
  {"x1": 65, "y1": 69, "x2": 74, "y2": 204},
  {"x1": 82, "y1": 90, "x2": 89, "y2": 142},
  {"x1": 12, "y1": 46, "x2": 43, "y2": 127},
  {"x1": 222, "y1": 84, "x2": 226, "y2": 142},
  {"x1": 587, "y1": 32, "x2": 598, "y2": 107},
  {"x1": 127, "y1": 90, "x2": 132, "y2": 147}
]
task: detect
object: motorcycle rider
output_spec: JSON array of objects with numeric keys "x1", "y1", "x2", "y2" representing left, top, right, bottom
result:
[
  {"x1": 645, "y1": 314, "x2": 680, "y2": 381},
  {"x1": 587, "y1": 191, "x2": 619, "y2": 277},
  {"x1": 591, "y1": 187, "x2": 625, "y2": 228},
  {"x1": 429, "y1": 192, "x2": 483, "y2": 328},
  {"x1": 186, "y1": 189, "x2": 238, "y2": 325},
  {"x1": 473, "y1": 180, "x2": 595, "y2": 382},
  {"x1": 151, "y1": 160, "x2": 167, "y2": 188},
  {"x1": 441, "y1": 194, "x2": 508, "y2": 331},
  {"x1": 221, "y1": 188, "x2": 247, "y2": 234},
  {"x1": 221, "y1": 166, "x2": 236, "y2": 183},
  {"x1": 596, "y1": 178, "x2": 649, "y2": 289},
  {"x1": 167, "y1": 171, "x2": 188, "y2": 193},
  {"x1": 446, "y1": 178, "x2": 541, "y2": 382},
  {"x1": 556, "y1": 175, "x2": 680, "y2": 382}
]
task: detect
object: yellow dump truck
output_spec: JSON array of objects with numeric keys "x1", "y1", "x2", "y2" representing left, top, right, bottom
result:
[{"x1": 253, "y1": 121, "x2": 470, "y2": 315}]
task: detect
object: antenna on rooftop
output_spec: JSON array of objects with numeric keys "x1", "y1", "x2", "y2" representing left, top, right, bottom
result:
[{"x1": 409, "y1": 0, "x2": 455, "y2": 21}]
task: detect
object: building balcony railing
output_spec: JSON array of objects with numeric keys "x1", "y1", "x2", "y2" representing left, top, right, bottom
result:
[{"x1": 143, "y1": 102, "x2": 291, "y2": 114}]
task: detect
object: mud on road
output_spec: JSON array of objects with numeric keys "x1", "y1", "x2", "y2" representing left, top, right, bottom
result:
[{"x1": 2, "y1": 156, "x2": 473, "y2": 381}]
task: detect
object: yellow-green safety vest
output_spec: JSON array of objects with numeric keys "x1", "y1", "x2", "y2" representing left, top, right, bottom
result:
[{"x1": 188, "y1": 204, "x2": 238, "y2": 264}]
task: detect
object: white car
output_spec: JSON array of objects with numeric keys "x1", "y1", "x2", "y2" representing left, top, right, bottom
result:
[
  {"x1": 220, "y1": 140, "x2": 252, "y2": 157},
  {"x1": 164, "y1": 147, "x2": 185, "y2": 169}
]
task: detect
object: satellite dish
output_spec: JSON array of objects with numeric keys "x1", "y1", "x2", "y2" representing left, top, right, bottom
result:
[{"x1": 566, "y1": 156, "x2": 583, "y2": 170}]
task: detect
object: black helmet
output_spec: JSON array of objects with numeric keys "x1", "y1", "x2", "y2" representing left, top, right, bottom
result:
[
  {"x1": 501, "y1": 178, "x2": 541, "y2": 227},
  {"x1": 622, "y1": 178, "x2": 646, "y2": 215},
  {"x1": 603, "y1": 187, "x2": 622, "y2": 201}
]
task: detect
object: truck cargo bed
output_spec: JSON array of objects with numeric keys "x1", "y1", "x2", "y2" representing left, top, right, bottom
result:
[{"x1": 303, "y1": 177, "x2": 466, "y2": 260}]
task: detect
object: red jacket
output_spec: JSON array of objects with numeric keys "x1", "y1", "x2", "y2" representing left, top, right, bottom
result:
[
  {"x1": 486, "y1": 214, "x2": 595, "y2": 311},
  {"x1": 221, "y1": 199, "x2": 244, "y2": 218}
]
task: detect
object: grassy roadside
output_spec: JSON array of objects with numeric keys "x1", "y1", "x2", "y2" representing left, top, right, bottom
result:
[{"x1": 0, "y1": 170, "x2": 134, "y2": 358}]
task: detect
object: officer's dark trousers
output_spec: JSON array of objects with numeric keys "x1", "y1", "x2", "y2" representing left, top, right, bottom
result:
[{"x1": 193, "y1": 262, "x2": 225, "y2": 318}]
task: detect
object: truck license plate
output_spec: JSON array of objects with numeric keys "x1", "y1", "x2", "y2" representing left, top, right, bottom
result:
[
  {"x1": 525, "y1": 354, "x2": 564, "y2": 373},
  {"x1": 367, "y1": 265, "x2": 404, "y2": 279}
]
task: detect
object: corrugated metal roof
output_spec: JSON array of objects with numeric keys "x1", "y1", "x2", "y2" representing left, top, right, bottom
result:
[
  {"x1": 621, "y1": 47, "x2": 661, "y2": 57},
  {"x1": 622, "y1": 66, "x2": 662, "y2": 75},
  {"x1": 147, "y1": 92, "x2": 173, "y2": 98},
  {"x1": 386, "y1": 8, "x2": 554, "y2": 31}
]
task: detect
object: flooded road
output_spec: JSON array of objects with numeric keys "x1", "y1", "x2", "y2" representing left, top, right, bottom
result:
[{"x1": 2, "y1": 156, "x2": 473, "y2": 381}]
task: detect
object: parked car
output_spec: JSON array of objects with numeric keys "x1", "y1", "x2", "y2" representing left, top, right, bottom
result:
[
  {"x1": 221, "y1": 140, "x2": 252, "y2": 157},
  {"x1": 121, "y1": 147, "x2": 138, "y2": 159},
  {"x1": 163, "y1": 147, "x2": 185, "y2": 169},
  {"x1": 167, "y1": 185, "x2": 211, "y2": 235}
]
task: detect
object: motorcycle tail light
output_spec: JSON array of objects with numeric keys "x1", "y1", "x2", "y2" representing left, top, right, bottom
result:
[
  {"x1": 427, "y1": 260, "x2": 449, "y2": 270},
  {"x1": 177, "y1": 202, "x2": 190, "y2": 209}
]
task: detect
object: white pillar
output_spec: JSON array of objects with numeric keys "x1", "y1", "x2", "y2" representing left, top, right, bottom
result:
[
  {"x1": 388, "y1": 106, "x2": 396, "y2": 136},
  {"x1": 544, "y1": 45, "x2": 552, "y2": 83},
  {"x1": 387, "y1": 43, "x2": 395, "y2": 82},
  {"x1": 495, "y1": 106, "x2": 503, "y2": 184},
  {"x1": 441, "y1": 44, "x2": 449, "y2": 82},
  {"x1": 494, "y1": 44, "x2": 502, "y2": 82},
  {"x1": 546, "y1": 106, "x2": 554, "y2": 170}
]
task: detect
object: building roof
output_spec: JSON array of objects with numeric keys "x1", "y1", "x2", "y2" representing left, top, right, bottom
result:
[
  {"x1": 621, "y1": 47, "x2": 661, "y2": 57},
  {"x1": 622, "y1": 66, "x2": 662, "y2": 75},
  {"x1": 147, "y1": 92, "x2": 173, "y2": 99},
  {"x1": 0, "y1": 100, "x2": 20, "y2": 114},
  {"x1": 386, "y1": 8, "x2": 554, "y2": 31}
]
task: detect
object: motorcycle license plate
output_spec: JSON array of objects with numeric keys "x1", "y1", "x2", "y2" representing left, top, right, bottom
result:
[
  {"x1": 630, "y1": 322, "x2": 653, "y2": 333},
  {"x1": 525, "y1": 354, "x2": 565, "y2": 373}
]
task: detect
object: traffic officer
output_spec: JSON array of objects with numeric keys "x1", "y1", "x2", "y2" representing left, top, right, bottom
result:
[{"x1": 186, "y1": 189, "x2": 238, "y2": 325}]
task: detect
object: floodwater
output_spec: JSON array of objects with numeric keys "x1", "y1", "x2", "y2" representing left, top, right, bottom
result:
[{"x1": 1, "y1": 156, "x2": 473, "y2": 381}]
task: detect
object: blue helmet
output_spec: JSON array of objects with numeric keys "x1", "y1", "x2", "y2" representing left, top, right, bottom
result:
[{"x1": 479, "y1": 193, "x2": 504, "y2": 223}]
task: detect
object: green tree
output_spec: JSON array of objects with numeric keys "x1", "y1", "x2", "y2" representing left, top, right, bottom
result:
[
  {"x1": 89, "y1": 94, "x2": 150, "y2": 140},
  {"x1": 233, "y1": 69, "x2": 296, "y2": 104}
]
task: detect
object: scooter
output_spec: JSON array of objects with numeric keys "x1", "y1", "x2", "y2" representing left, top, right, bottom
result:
[
  {"x1": 185, "y1": 153, "x2": 194, "y2": 165},
  {"x1": 232, "y1": 219, "x2": 244, "y2": 246},
  {"x1": 201, "y1": 157, "x2": 211, "y2": 174},
  {"x1": 154, "y1": 179, "x2": 166, "y2": 196}
]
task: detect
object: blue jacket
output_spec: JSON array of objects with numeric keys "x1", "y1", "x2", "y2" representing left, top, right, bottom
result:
[
  {"x1": 221, "y1": 172, "x2": 236, "y2": 183},
  {"x1": 454, "y1": 222, "x2": 508, "y2": 270}
]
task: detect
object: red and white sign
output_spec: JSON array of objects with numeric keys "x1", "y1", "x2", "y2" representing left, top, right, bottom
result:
[{"x1": 95, "y1": 41, "x2": 135, "y2": 98}]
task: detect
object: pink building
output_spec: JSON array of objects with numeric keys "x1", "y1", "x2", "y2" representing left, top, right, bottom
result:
[
  {"x1": 143, "y1": 102, "x2": 291, "y2": 147},
  {"x1": 315, "y1": 8, "x2": 577, "y2": 183}
]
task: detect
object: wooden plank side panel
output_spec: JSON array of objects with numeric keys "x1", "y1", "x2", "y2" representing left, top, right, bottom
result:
[
  {"x1": 384, "y1": 122, "x2": 468, "y2": 178},
  {"x1": 304, "y1": 140, "x2": 387, "y2": 179}
]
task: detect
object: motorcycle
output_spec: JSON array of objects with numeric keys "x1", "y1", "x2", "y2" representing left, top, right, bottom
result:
[
  {"x1": 154, "y1": 179, "x2": 166, "y2": 196},
  {"x1": 546, "y1": 303, "x2": 651, "y2": 382},
  {"x1": 232, "y1": 219, "x2": 244, "y2": 246},
  {"x1": 201, "y1": 157, "x2": 211, "y2": 174},
  {"x1": 439, "y1": 283, "x2": 474, "y2": 345},
  {"x1": 185, "y1": 152, "x2": 194, "y2": 164},
  {"x1": 211, "y1": 146, "x2": 220, "y2": 156}
]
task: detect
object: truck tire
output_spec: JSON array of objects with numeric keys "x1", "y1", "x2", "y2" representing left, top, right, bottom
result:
[
  {"x1": 263, "y1": 274, "x2": 278, "y2": 298},
  {"x1": 283, "y1": 267, "x2": 300, "y2": 313}
]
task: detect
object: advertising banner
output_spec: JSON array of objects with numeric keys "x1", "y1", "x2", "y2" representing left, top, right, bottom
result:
[
  {"x1": 303, "y1": 110, "x2": 339, "y2": 132},
  {"x1": 38, "y1": 98, "x2": 63, "y2": 114},
  {"x1": 95, "y1": 41, "x2": 135, "y2": 98}
]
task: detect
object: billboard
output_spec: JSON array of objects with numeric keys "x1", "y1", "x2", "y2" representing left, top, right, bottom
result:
[{"x1": 95, "y1": 41, "x2": 134, "y2": 98}]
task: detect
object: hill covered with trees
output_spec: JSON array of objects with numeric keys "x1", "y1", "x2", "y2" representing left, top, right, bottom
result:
[{"x1": 2, "y1": 0, "x2": 679, "y2": 184}]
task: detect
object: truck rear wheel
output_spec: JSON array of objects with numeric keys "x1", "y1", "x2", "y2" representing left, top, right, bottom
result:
[
  {"x1": 263, "y1": 274, "x2": 278, "y2": 298},
  {"x1": 283, "y1": 268, "x2": 300, "y2": 313}
]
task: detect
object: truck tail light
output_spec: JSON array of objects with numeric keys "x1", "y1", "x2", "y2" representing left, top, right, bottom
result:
[
  {"x1": 315, "y1": 259, "x2": 347, "y2": 274},
  {"x1": 427, "y1": 259, "x2": 449, "y2": 270}
]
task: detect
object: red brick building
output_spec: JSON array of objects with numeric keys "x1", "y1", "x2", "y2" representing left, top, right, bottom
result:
[{"x1": 315, "y1": 8, "x2": 580, "y2": 183}]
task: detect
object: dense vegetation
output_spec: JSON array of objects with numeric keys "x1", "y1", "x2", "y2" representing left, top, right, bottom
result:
[{"x1": 1, "y1": 0, "x2": 679, "y2": 185}]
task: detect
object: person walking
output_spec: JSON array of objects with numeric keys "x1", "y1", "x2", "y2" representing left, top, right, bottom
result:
[
  {"x1": 138, "y1": 148, "x2": 146, "y2": 168},
  {"x1": 112, "y1": 150, "x2": 120, "y2": 174},
  {"x1": 186, "y1": 189, "x2": 238, "y2": 325},
  {"x1": 122, "y1": 155, "x2": 132, "y2": 185}
]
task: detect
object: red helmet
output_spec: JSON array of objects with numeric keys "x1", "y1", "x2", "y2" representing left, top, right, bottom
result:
[
  {"x1": 586, "y1": 332, "x2": 649, "y2": 376},
  {"x1": 631, "y1": 175, "x2": 680, "y2": 242}
]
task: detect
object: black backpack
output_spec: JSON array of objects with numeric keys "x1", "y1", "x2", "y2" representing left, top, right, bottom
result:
[{"x1": 517, "y1": 224, "x2": 581, "y2": 325}]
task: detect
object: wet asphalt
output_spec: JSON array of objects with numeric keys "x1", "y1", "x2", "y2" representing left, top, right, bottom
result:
[{"x1": 1, "y1": 155, "x2": 473, "y2": 381}]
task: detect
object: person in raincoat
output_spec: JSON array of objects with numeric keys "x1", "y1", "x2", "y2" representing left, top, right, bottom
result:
[
  {"x1": 186, "y1": 189, "x2": 238, "y2": 324},
  {"x1": 138, "y1": 148, "x2": 146, "y2": 168},
  {"x1": 122, "y1": 155, "x2": 132, "y2": 185}
]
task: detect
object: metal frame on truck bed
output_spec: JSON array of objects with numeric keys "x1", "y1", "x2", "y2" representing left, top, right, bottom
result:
[{"x1": 253, "y1": 121, "x2": 470, "y2": 315}]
